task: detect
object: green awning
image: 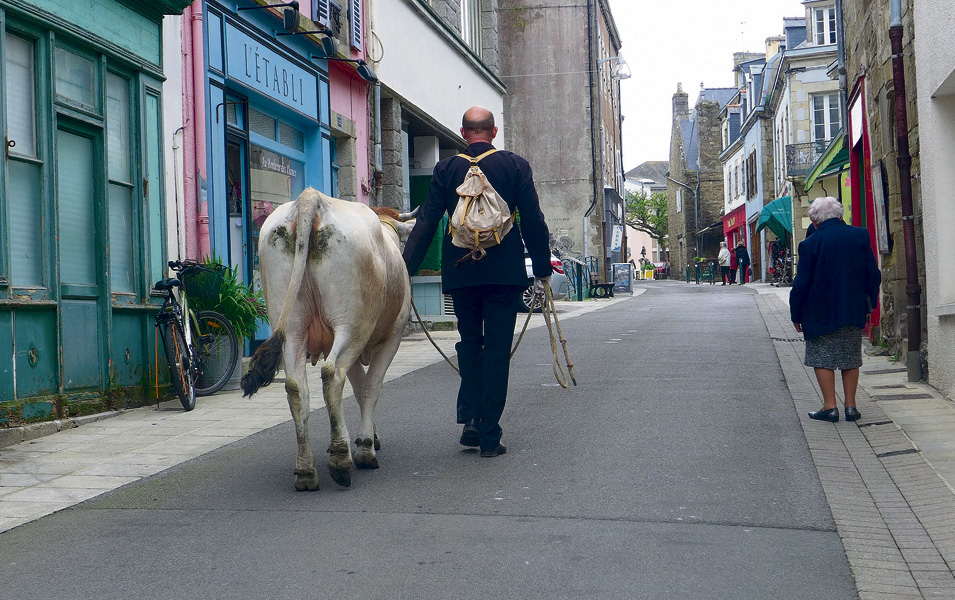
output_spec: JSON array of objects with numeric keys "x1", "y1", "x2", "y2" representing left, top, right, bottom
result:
[
  {"x1": 804, "y1": 131, "x2": 849, "y2": 191},
  {"x1": 755, "y1": 196, "x2": 793, "y2": 241}
]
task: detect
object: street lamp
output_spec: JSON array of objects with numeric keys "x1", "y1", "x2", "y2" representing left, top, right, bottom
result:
[{"x1": 588, "y1": 52, "x2": 630, "y2": 282}]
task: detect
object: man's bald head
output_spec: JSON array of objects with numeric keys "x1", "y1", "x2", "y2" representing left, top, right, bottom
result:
[{"x1": 461, "y1": 106, "x2": 498, "y2": 144}]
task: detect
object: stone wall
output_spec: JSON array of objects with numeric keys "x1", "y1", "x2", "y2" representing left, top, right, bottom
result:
[
  {"x1": 843, "y1": 0, "x2": 926, "y2": 366},
  {"x1": 431, "y1": 0, "x2": 462, "y2": 34},
  {"x1": 697, "y1": 99, "x2": 727, "y2": 259},
  {"x1": 378, "y1": 96, "x2": 404, "y2": 211},
  {"x1": 498, "y1": 0, "x2": 594, "y2": 262}
]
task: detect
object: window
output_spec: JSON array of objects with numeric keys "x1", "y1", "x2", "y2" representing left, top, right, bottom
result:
[
  {"x1": 106, "y1": 73, "x2": 136, "y2": 294},
  {"x1": 676, "y1": 189, "x2": 682, "y2": 213},
  {"x1": 55, "y1": 46, "x2": 97, "y2": 108},
  {"x1": 460, "y1": 0, "x2": 482, "y2": 55},
  {"x1": 5, "y1": 32, "x2": 44, "y2": 287},
  {"x1": 814, "y1": 6, "x2": 837, "y2": 46},
  {"x1": 314, "y1": 0, "x2": 330, "y2": 27},
  {"x1": 349, "y1": 0, "x2": 363, "y2": 51},
  {"x1": 812, "y1": 93, "x2": 841, "y2": 142}
]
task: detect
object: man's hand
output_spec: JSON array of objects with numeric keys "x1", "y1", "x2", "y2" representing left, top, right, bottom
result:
[
  {"x1": 793, "y1": 322, "x2": 803, "y2": 333},
  {"x1": 533, "y1": 276, "x2": 552, "y2": 295}
]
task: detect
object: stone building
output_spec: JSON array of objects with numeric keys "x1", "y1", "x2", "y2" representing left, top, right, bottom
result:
[
  {"x1": 498, "y1": 0, "x2": 626, "y2": 282},
  {"x1": 841, "y1": 0, "x2": 925, "y2": 373},
  {"x1": 667, "y1": 84, "x2": 735, "y2": 274}
]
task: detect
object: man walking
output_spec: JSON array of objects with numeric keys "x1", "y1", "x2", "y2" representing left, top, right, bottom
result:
[{"x1": 402, "y1": 106, "x2": 553, "y2": 457}]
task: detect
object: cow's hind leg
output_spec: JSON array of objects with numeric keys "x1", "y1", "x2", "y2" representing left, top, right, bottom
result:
[
  {"x1": 350, "y1": 336, "x2": 401, "y2": 469},
  {"x1": 346, "y1": 363, "x2": 378, "y2": 469},
  {"x1": 322, "y1": 362, "x2": 354, "y2": 487},
  {"x1": 285, "y1": 337, "x2": 320, "y2": 491}
]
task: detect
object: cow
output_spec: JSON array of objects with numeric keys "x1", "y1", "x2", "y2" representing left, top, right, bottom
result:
[{"x1": 240, "y1": 187, "x2": 416, "y2": 491}]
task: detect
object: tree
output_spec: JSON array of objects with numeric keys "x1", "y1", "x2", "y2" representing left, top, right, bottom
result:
[{"x1": 625, "y1": 190, "x2": 669, "y2": 253}]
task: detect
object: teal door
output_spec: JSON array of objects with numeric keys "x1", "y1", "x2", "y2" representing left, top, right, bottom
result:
[{"x1": 56, "y1": 127, "x2": 104, "y2": 390}]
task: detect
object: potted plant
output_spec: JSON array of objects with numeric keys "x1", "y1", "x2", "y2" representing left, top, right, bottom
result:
[{"x1": 189, "y1": 255, "x2": 268, "y2": 346}]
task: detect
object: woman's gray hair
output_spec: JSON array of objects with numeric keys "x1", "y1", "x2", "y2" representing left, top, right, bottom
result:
[{"x1": 808, "y1": 196, "x2": 845, "y2": 223}]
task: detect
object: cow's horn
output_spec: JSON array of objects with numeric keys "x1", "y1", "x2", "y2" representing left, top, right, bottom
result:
[{"x1": 398, "y1": 206, "x2": 420, "y2": 221}]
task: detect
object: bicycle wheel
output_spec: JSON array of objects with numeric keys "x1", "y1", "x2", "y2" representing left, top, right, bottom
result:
[
  {"x1": 192, "y1": 310, "x2": 239, "y2": 396},
  {"x1": 160, "y1": 320, "x2": 196, "y2": 411}
]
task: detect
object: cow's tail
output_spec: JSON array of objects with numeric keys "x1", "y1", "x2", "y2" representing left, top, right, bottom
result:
[{"x1": 241, "y1": 191, "x2": 320, "y2": 398}]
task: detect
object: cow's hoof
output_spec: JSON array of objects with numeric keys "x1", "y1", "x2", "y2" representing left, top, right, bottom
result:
[
  {"x1": 328, "y1": 464, "x2": 352, "y2": 487},
  {"x1": 354, "y1": 449, "x2": 379, "y2": 470},
  {"x1": 327, "y1": 452, "x2": 353, "y2": 487},
  {"x1": 374, "y1": 433, "x2": 381, "y2": 451},
  {"x1": 293, "y1": 469, "x2": 320, "y2": 491}
]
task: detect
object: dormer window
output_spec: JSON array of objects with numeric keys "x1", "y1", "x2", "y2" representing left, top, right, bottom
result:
[{"x1": 814, "y1": 5, "x2": 837, "y2": 46}]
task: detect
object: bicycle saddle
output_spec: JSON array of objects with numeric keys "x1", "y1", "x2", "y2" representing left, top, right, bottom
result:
[{"x1": 153, "y1": 278, "x2": 182, "y2": 291}]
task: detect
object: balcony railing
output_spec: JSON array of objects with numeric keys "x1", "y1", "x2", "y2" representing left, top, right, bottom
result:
[{"x1": 786, "y1": 141, "x2": 828, "y2": 178}]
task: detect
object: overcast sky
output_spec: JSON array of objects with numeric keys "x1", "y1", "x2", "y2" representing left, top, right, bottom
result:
[{"x1": 606, "y1": 0, "x2": 808, "y2": 170}]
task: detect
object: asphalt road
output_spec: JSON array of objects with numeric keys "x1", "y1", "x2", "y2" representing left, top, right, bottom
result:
[{"x1": 0, "y1": 281, "x2": 857, "y2": 599}]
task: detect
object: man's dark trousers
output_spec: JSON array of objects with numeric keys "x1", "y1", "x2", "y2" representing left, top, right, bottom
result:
[{"x1": 450, "y1": 284, "x2": 523, "y2": 451}]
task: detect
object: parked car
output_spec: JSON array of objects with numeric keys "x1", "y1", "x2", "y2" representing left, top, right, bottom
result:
[
  {"x1": 521, "y1": 250, "x2": 568, "y2": 311},
  {"x1": 653, "y1": 261, "x2": 671, "y2": 279}
]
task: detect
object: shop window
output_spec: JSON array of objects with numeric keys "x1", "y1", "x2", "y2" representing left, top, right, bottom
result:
[
  {"x1": 145, "y1": 92, "x2": 164, "y2": 287},
  {"x1": 6, "y1": 33, "x2": 37, "y2": 156},
  {"x1": 249, "y1": 145, "x2": 304, "y2": 289},
  {"x1": 55, "y1": 47, "x2": 97, "y2": 109},
  {"x1": 4, "y1": 32, "x2": 44, "y2": 288},
  {"x1": 279, "y1": 121, "x2": 305, "y2": 152},
  {"x1": 249, "y1": 108, "x2": 277, "y2": 141},
  {"x1": 107, "y1": 73, "x2": 135, "y2": 294}
]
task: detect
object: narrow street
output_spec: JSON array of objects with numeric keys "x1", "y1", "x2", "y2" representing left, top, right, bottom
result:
[{"x1": 0, "y1": 283, "x2": 862, "y2": 599}]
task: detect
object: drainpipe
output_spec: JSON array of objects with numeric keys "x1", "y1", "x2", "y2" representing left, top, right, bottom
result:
[
  {"x1": 181, "y1": 4, "x2": 198, "y2": 262},
  {"x1": 584, "y1": 0, "x2": 598, "y2": 266},
  {"x1": 889, "y1": 0, "x2": 922, "y2": 381},
  {"x1": 192, "y1": 4, "x2": 211, "y2": 259}
]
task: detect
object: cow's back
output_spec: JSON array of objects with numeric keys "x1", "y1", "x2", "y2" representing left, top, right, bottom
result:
[{"x1": 257, "y1": 189, "x2": 410, "y2": 360}]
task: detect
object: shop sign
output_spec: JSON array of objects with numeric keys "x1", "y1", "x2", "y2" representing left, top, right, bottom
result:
[{"x1": 225, "y1": 23, "x2": 318, "y2": 119}]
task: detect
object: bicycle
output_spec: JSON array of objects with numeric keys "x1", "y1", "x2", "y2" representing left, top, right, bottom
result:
[{"x1": 153, "y1": 260, "x2": 240, "y2": 411}]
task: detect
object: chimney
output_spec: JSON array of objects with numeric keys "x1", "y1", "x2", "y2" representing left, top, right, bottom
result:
[{"x1": 673, "y1": 82, "x2": 689, "y2": 120}]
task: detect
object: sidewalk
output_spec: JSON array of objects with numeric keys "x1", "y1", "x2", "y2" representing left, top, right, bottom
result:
[
  {"x1": 0, "y1": 294, "x2": 635, "y2": 534},
  {"x1": 751, "y1": 281, "x2": 955, "y2": 598}
]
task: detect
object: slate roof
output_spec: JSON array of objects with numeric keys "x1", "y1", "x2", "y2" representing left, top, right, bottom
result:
[
  {"x1": 680, "y1": 118, "x2": 699, "y2": 171},
  {"x1": 624, "y1": 161, "x2": 669, "y2": 187},
  {"x1": 697, "y1": 87, "x2": 737, "y2": 108}
]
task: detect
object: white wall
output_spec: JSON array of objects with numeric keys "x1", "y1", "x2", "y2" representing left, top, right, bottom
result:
[
  {"x1": 370, "y1": 0, "x2": 504, "y2": 141},
  {"x1": 162, "y1": 15, "x2": 186, "y2": 264},
  {"x1": 914, "y1": 0, "x2": 955, "y2": 397}
]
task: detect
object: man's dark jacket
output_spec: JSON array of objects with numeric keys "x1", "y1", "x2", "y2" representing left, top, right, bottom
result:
[
  {"x1": 789, "y1": 218, "x2": 882, "y2": 340},
  {"x1": 402, "y1": 142, "x2": 552, "y2": 291}
]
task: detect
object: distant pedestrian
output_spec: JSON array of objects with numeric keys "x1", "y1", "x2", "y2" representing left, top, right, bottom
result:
[
  {"x1": 717, "y1": 241, "x2": 731, "y2": 285},
  {"x1": 735, "y1": 241, "x2": 750, "y2": 284},
  {"x1": 790, "y1": 197, "x2": 881, "y2": 423}
]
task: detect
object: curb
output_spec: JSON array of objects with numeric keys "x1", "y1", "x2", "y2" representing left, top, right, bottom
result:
[{"x1": 0, "y1": 410, "x2": 127, "y2": 451}]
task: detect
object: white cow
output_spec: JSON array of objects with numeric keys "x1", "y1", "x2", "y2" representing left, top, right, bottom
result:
[{"x1": 241, "y1": 188, "x2": 415, "y2": 490}]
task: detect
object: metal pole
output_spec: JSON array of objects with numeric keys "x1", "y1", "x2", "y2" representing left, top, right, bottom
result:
[{"x1": 889, "y1": 2, "x2": 923, "y2": 381}]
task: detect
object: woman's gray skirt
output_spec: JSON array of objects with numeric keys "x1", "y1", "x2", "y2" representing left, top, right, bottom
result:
[{"x1": 805, "y1": 326, "x2": 864, "y2": 370}]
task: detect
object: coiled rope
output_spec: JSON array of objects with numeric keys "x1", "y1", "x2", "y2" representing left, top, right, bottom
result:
[{"x1": 409, "y1": 285, "x2": 576, "y2": 388}]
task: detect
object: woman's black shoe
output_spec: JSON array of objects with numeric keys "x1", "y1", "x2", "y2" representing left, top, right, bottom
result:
[
  {"x1": 809, "y1": 407, "x2": 839, "y2": 422},
  {"x1": 845, "y1": 407, "x2": 861, "y2": 421}
]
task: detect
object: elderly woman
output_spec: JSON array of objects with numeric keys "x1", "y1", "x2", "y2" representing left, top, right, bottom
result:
[
  {"x1": 790, "y1": 197, "x2": 881, "y2": 422},
  {"x1": 718, "y1": 242, "x2": 732, "y2": 285}
]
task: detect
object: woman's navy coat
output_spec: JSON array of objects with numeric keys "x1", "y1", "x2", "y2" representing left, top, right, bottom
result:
[{"x1": 789, "y1": 218, "x2": 882, "y2": 340}]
